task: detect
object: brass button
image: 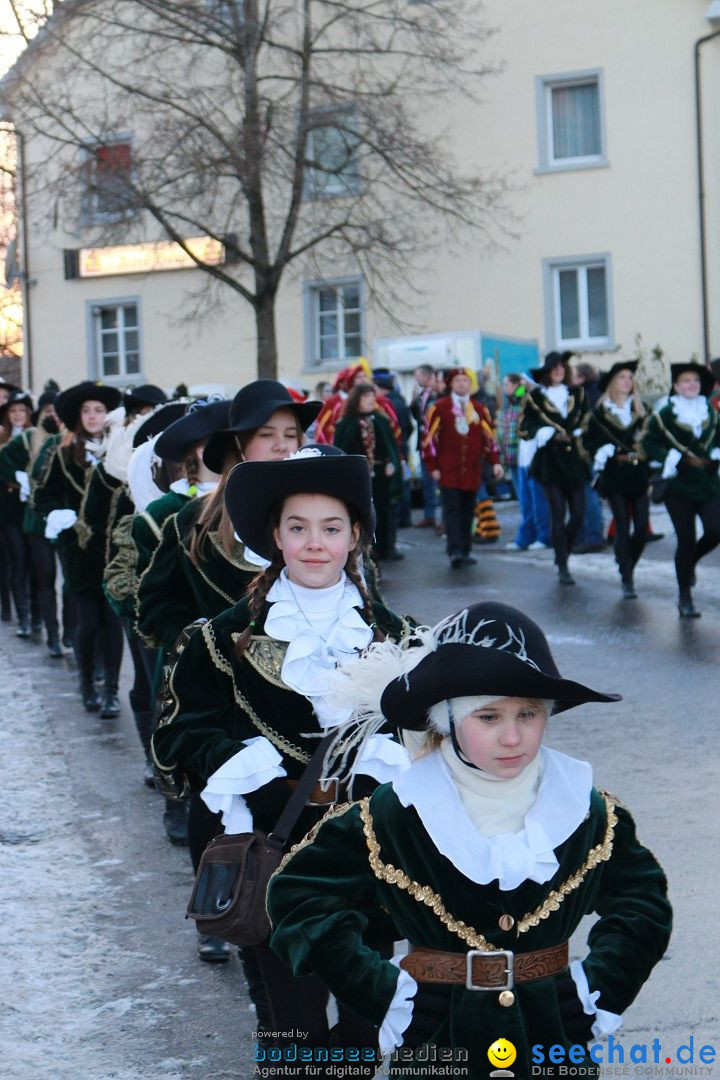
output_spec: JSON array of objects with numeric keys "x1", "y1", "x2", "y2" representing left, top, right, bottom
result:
[
  {"x1": 498, "y1": 914, "x2": 515, "y2": 932},
  {"x1": 498, "y1": 990, "x2": 515, "y2": 1007}
]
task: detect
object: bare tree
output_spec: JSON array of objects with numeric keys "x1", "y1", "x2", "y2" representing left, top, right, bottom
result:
[{"x1": 1, "y1": 0, "x2": 509, "y2": 378}]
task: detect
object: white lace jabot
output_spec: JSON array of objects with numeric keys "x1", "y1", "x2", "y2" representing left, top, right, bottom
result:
[
  {"x1": 543, "y1": 384, "x2": 570, "y2": 418},
  {"x1": 604, "y1": 397, "x2": 633, "y2": 428},
  {"x1": 669, "y1": 394, "x2": 709, "y2": 438},
  {"x1": 392, "y1": 746, "x2": 592, "y2": 891},
  {"x1": 264, "y1": 569, "x2": 373, "y2": 728}
]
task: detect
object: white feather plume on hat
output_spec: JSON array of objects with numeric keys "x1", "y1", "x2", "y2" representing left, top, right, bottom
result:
[{"x1": 127, "y1": 436, "x2": 164, "y2": 512}]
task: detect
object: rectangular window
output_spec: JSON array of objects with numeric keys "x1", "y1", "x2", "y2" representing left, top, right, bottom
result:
[
  {"x1": 536, "y1": 71, "x2": 606, "y2": 172},
  {"x1": 306, "y1": 279, "x2": 364, "y2": 365},
  {"x1": 82, "y1": 138, "x2": 136, "y2": 224},
  {"x1": 305, "y1": 111, "x2": 361, "y2": 199},
  {"x1": 90, "y1": 301, "x2": 142, "y2": 379},
  {"x1": 544, "y1": 256, "x2": 612, "y2": 351}
]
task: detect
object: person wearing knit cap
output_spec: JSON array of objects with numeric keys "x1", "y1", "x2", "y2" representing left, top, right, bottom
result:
[
  {"x1": 422, "y1": 367, "x2": 503, "y2": 568},
  {"x1": 267, "y1": 601, "x2": 671, "y2": 1079}
]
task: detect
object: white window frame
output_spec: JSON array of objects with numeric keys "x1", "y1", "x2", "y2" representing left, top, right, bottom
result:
[
  {"x1": 86, "y1": 297, "x2": 143, "y2": 384},
  {"x1": 80, "y1": 133, "x2": 137, "y2": 226},
  {"x1": 535, "y1": 70, "x2": 607, "y2": 174},
  {"x1": 304, "y1": 109, "x2": 361, "y2": 200},
  {"x1": 303, "y1": 276, "x2": 365, "y2": 369},
  {"x1": 543, "y1": 254, "x2": 613, "y2": 352}
]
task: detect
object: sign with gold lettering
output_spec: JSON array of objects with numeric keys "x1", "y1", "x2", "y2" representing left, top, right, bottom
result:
[{"x1": 78, "y1": 236, "x2": 225, "y2": 278}]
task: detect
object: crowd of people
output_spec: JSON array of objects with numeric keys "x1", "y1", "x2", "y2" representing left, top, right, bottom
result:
[{"x1": 2, "y1": 349, "x2": 708, "y2": 1077}]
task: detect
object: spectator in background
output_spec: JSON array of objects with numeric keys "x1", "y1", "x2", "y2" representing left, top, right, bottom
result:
[
  {"x1": 410, "y1": 364, "x2": 438, "y2": 528},
  {"x1": 573, "y1": 362, "x2": 601, "y2": 407},
  {"x1": 709, "y1": 359, "x2": 720, "y2": 412},
  {"x1": 572, "y1": 361, "x2": 605, "y2": 553},
  {"x1": 305, "y1": 381, "x2": 333, "y2": 440}
]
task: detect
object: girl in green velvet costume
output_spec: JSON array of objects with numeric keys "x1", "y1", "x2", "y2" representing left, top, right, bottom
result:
[{"x1": 267, "y1": 602, "x2": 671, "y2": 1079}]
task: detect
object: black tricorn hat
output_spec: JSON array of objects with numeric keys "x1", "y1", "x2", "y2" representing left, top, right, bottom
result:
[
  {"x1": 380, "y1": 602, "x2": 621, "y2": 731},
  {"x1": 670, "y1": 362, "x2": 714, "y2": 398},
  {"x1": 598, "y1": 359, "x2": 638, "y2": 394},
  {"x1": 202, "y1": 380, "x2": 321, "y2": 474},
  {"x1": 530, "y1": 350, "x2": 574, "y2": 385},
  {"x1": 224, "y1": 444, "x2": 375, "y2": 560},
  {"x1": 54, "y1": 381, "x2": 122, "y2": 431},
  {"x1": 123, "y1": 384, "x2": 168, "y2": 412},
  {"x1": 154, "y1": 399, "x2": 230, "y2": 462},
  {"x1": 0, "y1": 390, "x2": 33, "y2": 425},
  {"x1": 132, "y1": 401, "x2": 189, "y2": 448}
]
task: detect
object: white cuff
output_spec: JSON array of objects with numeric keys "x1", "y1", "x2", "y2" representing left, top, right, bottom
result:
[
  {"x1": 570, "y1": 959, "x2": 623, "y2": 1039},
  {"x1": 201, "y1": 736, "x2": 286, "y2": 834},
  {"x1": 45, "y1": 508, "x2": 78, "y2": 539},
  {"x1": 14, "y1": 470, "x2": 30, "y2": 502},
  {"x1": 710, "y1": 448, "x2": 720, "y2": 462},
  {"x1": 379, "y1": 955, "x2": 418, "y2": 1055},
  {"x1": 572, "y1": 428, "x2": 582, "y2": 437},
  {"x1": 593, "y1": 444, "x2": 615, "y2": 473},
  {"x1": 661, "y1": 448, "x2": 682, "y2": 479},
  {"x1": 353, "y1": 734, "x2": 411, "y2": 784},
  {"x1": 536, "y1": 426, "x2": 555, "y2": 448}
]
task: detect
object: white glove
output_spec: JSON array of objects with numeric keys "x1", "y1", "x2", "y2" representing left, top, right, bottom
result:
[
  {"x1": 661, "y1": 448, "x2": 682, "y2": 480},
  {"x1": 536, "y1": 426, "x2": 555, "y2": 448},
  {"x1": 14, "y1": 470, "x2": 30, "y2": 503},
  {"x1": 45, "y1": 508, "x2": 78, "y2": 540},
  {"x1": 593, "y1": 444, "x2": 615, "y2": 473},
  {"x1": 710, "y1": 448, "x2": 720, "y2": 462}
]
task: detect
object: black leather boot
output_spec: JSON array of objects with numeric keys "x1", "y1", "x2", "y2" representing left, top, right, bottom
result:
[
  {"x1": 100, "y1": 683, "x2": 121, "y2": 718},
  {"x1": 197, "y1": 931, "x2": 232, "y2": 963},
  {"x1": 48, "y1": 635, "x2": 64, "y2": 658},
  {"x1": 132, "y1": 709, "x2": 157, "y2": 787},
  {"x1": 557, "y1": 564, "x2": 575, "y2": 585},
  {"x1": 81, "y1": 678, "x2": 101, "y2": 712},
  {"x1": 678, "y1": 590, "x2": 700, "y2": 618},
  {"x1": 163, "y1": 799, "x2": 189, "y2": 845},
  {"x1": 621, "y1": 577, "x2": 637, "y2": 599}
]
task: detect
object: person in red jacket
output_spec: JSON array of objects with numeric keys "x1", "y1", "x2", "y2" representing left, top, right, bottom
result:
[{"x1": 423, "y1": 367, "x2": 503, "y2": 567}]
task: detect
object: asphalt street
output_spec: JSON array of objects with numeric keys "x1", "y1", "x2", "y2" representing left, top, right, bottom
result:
[{"x1": 1, "y1": 498, "x2": 718, "y2": 1080}]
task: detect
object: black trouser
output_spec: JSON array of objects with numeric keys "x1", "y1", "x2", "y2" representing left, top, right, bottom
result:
[
  {"x1": 0, "y1": 522, "x2": 31, "y2": 621},
  {"x1": 542, "y1": 483, "x2": 586, "y2": 568},
  {"x1": 0, "y1": 525, "x2": 11, "y2": 615},
  {"x1": 440, "y1": 486, "x2": 476, "y2": 557},
  {"x1": 74, "y1": 592, "x2": 124, "y2": 686},
  {"x1": 371, "y1": 467, "x2": 395, "y2": 558},
  {"x1": 664, "y1": 493, "x2": 720, "y2": 590},
  {"x1": 122, "y1": 619, "x2": 155, "y2": 714},
  {"x1": 26, "y1": 533, "x2": 59, "y2": 640},
  {"x1": 606, "y1": 492, "x2": 649, "y2": 583}
]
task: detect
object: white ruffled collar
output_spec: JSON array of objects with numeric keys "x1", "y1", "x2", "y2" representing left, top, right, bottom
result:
[
  {"x1": 670, "y1": 394, "x2": 708, "y2": 437},
  {"x1": 603, "y1": 397, "x2": 633, "y2": 427},
  {"x1": 170, "y1": 478, "x2": 217, "y2": 497},
  {"x1": 391, "y1": 746, "x2": 592, "y2": 891},
  {"x1": 543, "y1": 384, "x2": 570, "y2": 417},
  {"x1": 264, "y1": 570, "x2": 373, "y2": 728}
]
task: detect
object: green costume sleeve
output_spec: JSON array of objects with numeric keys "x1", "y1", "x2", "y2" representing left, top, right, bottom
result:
[
  {"x1": 0, "y1": 432, "x2": 30, "y2": 482},
  {"x1": 580, "y1": 412, "x2": 610, "y2": 458},
  {"x1": 137, "y1": 513, "x2": 198, "y2": 650},
  {"x1": 77, "y1": 463, "x2": 119, "y2": 551},
  {"x1": 640, "y1": 413, "x2": 667, "y2": 467},
  {"x1": 517, "y1": 393, "x2": 544, "y2": 440},
  {"x1": 268, "y1": 800, "x2": 401, "y2": 1028},
  {"x1": 31, "y1": 444, "x2": 66, "y2": 518},
  {"x1": 581, "y1": 803, "x2": 671, "y2": 1015}
]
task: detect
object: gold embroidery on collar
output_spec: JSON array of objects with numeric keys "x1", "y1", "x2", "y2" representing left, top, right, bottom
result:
[
  {"x1": 239, "y1": 635, "x2": 289, "y2": 689},
  {"x1": 139, "y1": 510, "x2": 163, "y2": 543},
  {"x1": 209, "y1": 531, "x2": 261, "y2": 572},
  {"x1": 202, "y1": 621, "x2": 233, "y2": 677},
  {"x1": 360, "y1": 793, "x2": 617, "y2": 947}
]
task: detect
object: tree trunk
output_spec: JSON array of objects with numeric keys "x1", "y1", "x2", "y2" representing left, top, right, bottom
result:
[{"x1": 254, "y1": 289, "x2": 278, "y2": 379}]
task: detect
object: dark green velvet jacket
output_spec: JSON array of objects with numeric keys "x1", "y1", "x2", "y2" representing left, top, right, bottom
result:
[
  {"x1": 519, "y1": 387, "x2": 591, "y2": 490},
  {"x1": 334, "y1": 412, "x2": 403, "y2": 501},
  {"x1": 268, "y1": 781, "x2": 671, "y2": 1079},
  {"x1": 581, "y1": 405, "x2": 649, "y2": 497},
  {"x1": 131, "y1": 490, "x2": 190, "y2": 580},
  {"x1": 31, "y1": 440, "x2": 99, "y2": 596},
  {"x1": 151, "y1": 597, "x2": 412, "y2": 840},
  {"x1": 1, "y1": 430, "x2": 59, "y2": 536},
  {"x1": 76, "y1": 462, "x2": 135, "y2": 590},
  {"x1": 0, "y1": 429, "x2": 32, "y2": 528},
  {"x1": 641, "y1": 402, "x2": 720, "y2": 502},
  {"x1": 136, "y1": 495, "x2": 260, "y2": 651}
]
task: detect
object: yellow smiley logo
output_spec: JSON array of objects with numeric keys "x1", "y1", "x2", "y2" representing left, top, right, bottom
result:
[{"x1": 488, "y1": 1039, "x2": 517, "y2": 1069}]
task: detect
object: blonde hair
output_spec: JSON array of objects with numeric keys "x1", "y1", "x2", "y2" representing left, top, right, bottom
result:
[{"x1": 601, "y1": 370, "x2": 645, "y2": 418}]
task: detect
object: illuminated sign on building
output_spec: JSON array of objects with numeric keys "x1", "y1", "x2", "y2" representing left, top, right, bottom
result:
[{"x1": 67, "y1": 236, "x2": 226, "y2": 279}]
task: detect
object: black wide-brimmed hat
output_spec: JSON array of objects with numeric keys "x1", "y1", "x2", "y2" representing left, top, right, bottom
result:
[
  {"x1": 123, "y1": 384, "x2": 168, "y2": 412},
  {"x1": 202, "y1": 380, "x2": 321, "y2": 474},
  {"x1": 154, "y1": 399, "x2": 230, "y2": 462},
  {"x1": 598, "y1": 359, "x2": 638, "y2": 394},
  {"x1": 529, "y1": 350, "x2": 574, "y2": 385},
  {"x1": 55, "y1": 381, "x2": 122, "y2": 431},
  {"x1": 224, "y1": 444, "x2": 375, "y2": 559},
  {"x1": 380, "y1": 602, "x2": 620, "y2": 731},
  {"x1": 670, "y1": 362, "x2": 714, "y2": 398},
  {"x1": 132, "y1": 401, "x2": 189, "y2": 448},
  {"x1": 0, "y1": 390, "x2": 33, "y2": 425},
  {"x1": 0, "y1": 379, "x2": 20, "y2": 397}
]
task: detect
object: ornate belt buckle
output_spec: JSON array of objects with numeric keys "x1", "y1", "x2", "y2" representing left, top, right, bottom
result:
[
  {"x1": 465, "y1": 949, "x2": 514, "y2": 991},
  {"x1": 307, "y1": 777, "x2": 340, "y2": 806}
]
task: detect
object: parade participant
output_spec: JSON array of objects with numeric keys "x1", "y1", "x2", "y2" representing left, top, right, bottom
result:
[
  {"x1": 503, "y1": 375, "x2": 550, "y2": 552},
  {"x1": 518, "y1": 352, "x2": 590, "y2": 585},
  {"x1": 641, "y1": 362, "x2": 720, "y2": 617},
  {"x1": 423, "y1": 366, "x2": 502, "y2": 568},
  {"x1": 581, "y1": 361, "x2": 649, "y2": 599},
  {"x1": 409, "y1": 365, "x2": 438, "y2": 528},
  {"x1": 372, "y1": 370, "x2": 413, "y2": 528},
  {"x1": 0, "y1": 390, "x2": 35, "y2": 636},
  {"x1": 314, "y1": 360, "x2": 400, "y2": 445},
  {"x1": 334, "y1": 383, "x2": 403, "y2": 561},
  {"x1": 33, "y1": 381, "x2": 123, "y2": 712},
  {"x1": 151, "y1": 446, "x2": 411, "y2": 1070},
  {"x1": 0, "y1": 391, "x2": 62, "y2": 653},
  {"x1": 268, "y1": 601, "x2": 671, "y2": 1080}
]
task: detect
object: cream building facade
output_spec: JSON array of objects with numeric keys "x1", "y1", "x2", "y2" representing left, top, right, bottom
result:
[{"x1": 5, "y1": 0, "x2": 720, "y2": 394}]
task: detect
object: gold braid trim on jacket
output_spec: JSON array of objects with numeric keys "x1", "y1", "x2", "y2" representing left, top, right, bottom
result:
[{"x1": 360, "y1": 792, "x2": 617, "y2": 949}]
